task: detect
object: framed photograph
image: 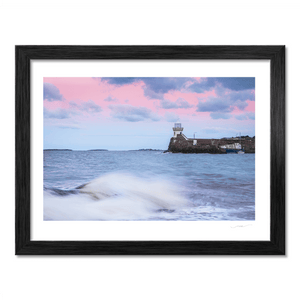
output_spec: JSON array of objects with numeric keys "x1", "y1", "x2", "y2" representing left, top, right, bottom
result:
[{"x1": 15, "y1": 46, "x2": 285, "y2": 255}]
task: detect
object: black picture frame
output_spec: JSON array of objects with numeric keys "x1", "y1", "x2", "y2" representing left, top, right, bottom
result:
[{"x1": 15, "y1": 46, "x2": 285, "y2": 255}]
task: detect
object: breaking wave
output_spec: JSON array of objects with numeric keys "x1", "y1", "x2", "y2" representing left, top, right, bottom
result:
[{"x1": 44, "y1": 172, "x2": 188, "y2": 221}]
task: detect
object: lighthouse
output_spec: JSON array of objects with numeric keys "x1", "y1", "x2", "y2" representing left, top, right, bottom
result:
[{"x1": 173, "y1": 123, "x2": 184, "y2": 137}]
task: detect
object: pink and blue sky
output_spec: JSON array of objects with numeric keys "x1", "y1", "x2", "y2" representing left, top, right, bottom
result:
[{"x1": 43, "y1": 77, "x2": 255, "y2": 150}]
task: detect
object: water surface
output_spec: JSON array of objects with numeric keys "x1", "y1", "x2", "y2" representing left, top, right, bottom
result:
[{"x1": 44, "y1": 150, "x2": 255, "y2": 221}]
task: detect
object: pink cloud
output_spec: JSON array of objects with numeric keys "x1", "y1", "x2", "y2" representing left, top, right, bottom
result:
[
  {"x1": 43, "y1": 77, "x2": 255, "y2": 127},
  {"x1": 245, "y1": 100, "x2": 255, "y2": 112}
]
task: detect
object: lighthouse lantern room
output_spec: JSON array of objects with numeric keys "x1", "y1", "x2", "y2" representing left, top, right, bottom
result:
[{"x1": 173, "y1": 123, "x2": 184, "y2": 137}]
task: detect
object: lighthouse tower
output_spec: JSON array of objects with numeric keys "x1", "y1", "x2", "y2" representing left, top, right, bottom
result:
[{"x1": 173, "y1": 123, "x2": 184, "y2": 137}]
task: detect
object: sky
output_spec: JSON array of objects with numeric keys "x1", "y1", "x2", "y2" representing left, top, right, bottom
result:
[{"x1": 43, "y1": 77, "x2": 255, "y2": 150}]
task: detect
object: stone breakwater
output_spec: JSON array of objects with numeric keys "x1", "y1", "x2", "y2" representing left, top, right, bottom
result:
[{"x1": 167, "y1": 135, "x2": 255, "y2": 154}]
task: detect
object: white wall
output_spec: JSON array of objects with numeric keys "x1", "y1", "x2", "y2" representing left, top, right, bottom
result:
[{"x1": 1, "y1": 1, "x2": 298, "y2": 300}]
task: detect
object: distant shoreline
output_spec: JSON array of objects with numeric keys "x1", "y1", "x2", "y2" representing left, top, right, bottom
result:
[
  {"x1": 43, "y1": 149, "x2": 164, "y2": 152},
  {"x1": 44, "y1": 149, "x2": 73, "y2": 151},
  {"x1": 137, "y1": 149, "x2": 163, "y2": 151}
]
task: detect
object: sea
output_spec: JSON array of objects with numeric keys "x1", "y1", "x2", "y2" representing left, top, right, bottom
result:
[{"x1": 43, "y1": 150, "x2": 255, "y2": 221}]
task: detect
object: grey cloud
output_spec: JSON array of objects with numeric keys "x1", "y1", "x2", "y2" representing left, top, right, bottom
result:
[
  {"x1": 235, "y1": 112, "x2": 255, "y2": 120},
  {"x1": 81, "y1": 100, "x2": 102, "y2": 112},
  {"x1": 215, "y1": 77, "x2": 255, "y2": 91},
  {"x1": 104, "y1": 96, "x2": 118, "y2": 102},
  {"x1": 234, "y1": 100, "x2": 249, "y2": 110},
  {"x1": 143, "y1": 88, "x2": 165, "y2": 100},
  {"x1": 196, "y1": 89, "x2": 254, "y2": 116},
  {"x1": 229, "y1": 90, "x2": 255, "y2": 102},
  {"x1": 69, "y1": 101, "x2": 79, "y2": 109},
  {"x1": 44, "y1": 99, "x2": 101, "y2": 120},
  {"x1": 161, "y1": 100, "x2": 178, "y2": 109},
  {"x1": 143, "y1": 78, "x2": 193, "y2": 99},
  {"x1": 99, "y1": 77, "x2": 193, "y2": 99},
  {"x1": 109, "y1": 104, "x2": 161, "y2": 122},
  {"x1": 161, "y1": 98, "x2": 193, "y2": 109},
  {"x1": 99, "y1": 77, "x2": 255, "y2": 97},
  {"x1": 189, "y1": 77, "x2": 255, "y2": 93},
  {"x1": 188, "y1": 78, "x2": 216, "y2": 93},
  {"x1": 247, "y1": 112, "x2": 255, "y2": 120},
  {"x1": 43, "y1": 83, "x2": 64, "y2": 101},
  {"x1": 235, "y1": 114, "x2": 248, "y2": 120},
  {"x1": 44, "y1": 108, "x2": 70, "y2": 119},
  {"x1": 197, "y1": 99, "x2": 233, "y2": 113},
  {"x1": 58, "y1": 125, "x2": 81, "y2": 130},
  {"x1": 142, "y1": 78, "x2": 189, "y2": 94},
  {"x1": 210, "y1": 112, "x2": 231, "y2": 120},
  {"x1": 101, "y1": 77, "x2": 190, "y2": 94},
  {"x1": 69, "y1": 100, "x2": 102, "y2": 113},
  {"x1": 101, "y1": 77, "x2": 140, "y2": 85},
  {"x1": 176, "y1": 98, "x2": 193, "y2": 108},
  {"x1": 97, "y1": 78, "x2": 255, "y2": 112}
]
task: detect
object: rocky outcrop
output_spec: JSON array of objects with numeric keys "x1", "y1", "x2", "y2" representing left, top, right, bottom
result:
[{"x1": 167, "y1": 134, "x2": 255, "y2": 154}]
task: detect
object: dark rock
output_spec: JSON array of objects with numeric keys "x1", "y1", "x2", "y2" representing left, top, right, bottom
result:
[{"x1": 167, "y1": 135, "x2": 255, "y2": 154}]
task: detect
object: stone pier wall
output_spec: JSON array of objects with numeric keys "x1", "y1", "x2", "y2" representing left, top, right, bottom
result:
[{"x1": 168, "y1": 135, "x2": 255, "y2": 154}]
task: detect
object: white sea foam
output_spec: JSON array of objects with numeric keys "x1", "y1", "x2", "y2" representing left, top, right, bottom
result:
[{"x1": 44, "y1": 172, "x2": 188, "y2": 221}]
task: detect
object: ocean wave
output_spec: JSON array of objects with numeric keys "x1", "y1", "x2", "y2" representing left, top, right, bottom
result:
[{"x1": 44, "y1": 172, "x2": 188, "y2": 221}]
